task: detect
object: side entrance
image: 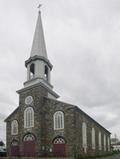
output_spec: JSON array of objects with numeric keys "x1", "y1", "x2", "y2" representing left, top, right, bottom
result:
[{"x1": 11, "y1": 140, "x2": 19, "y2": 156}]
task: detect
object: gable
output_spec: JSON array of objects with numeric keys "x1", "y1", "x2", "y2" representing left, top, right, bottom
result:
[{"x1": 4, "y1": 107, "x2": 19, "y2": 122}]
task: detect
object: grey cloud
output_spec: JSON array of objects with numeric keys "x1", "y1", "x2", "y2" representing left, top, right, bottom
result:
[{"x1": 0, "y1": 113, "x2": 6, "y2": 121}]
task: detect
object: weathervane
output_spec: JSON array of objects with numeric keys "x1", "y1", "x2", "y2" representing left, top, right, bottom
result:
[{"x1": 38, "y1": 4, "x2": 42, "y2": 12}]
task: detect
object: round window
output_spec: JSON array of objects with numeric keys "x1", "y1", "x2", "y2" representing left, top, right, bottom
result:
[{"x1": 25, "y1": 96, "x2": 33, "y2": 105}]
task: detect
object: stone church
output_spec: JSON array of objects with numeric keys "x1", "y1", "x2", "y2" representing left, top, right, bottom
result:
[{"x1": 5, "y1": 10, "x2": 111, "y2": 158}]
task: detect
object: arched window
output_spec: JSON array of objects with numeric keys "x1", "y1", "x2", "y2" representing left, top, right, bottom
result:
[
  {"x1": 82, "y1": 122, "x2": 87, "y2": 153},
  {"x1": 107, "y1": 137, "x2": 110, "y2": 151},
  {"x1": 54, "y1": 111, "x2": 64, "y2": 130},
  {"x1": 11, "y1": 120, "x2": 18, "y2": 135},
  {"x1": 44, "y1": 65, "x2": 49, "y2": 81},
  {"x1": 98, "y1": 131, "x2": 102, "y2": 150},
  {"x1": 24, "y1": 107, "x2": 34, "y2": 128},
  {"x1": 53, "y1": 137, "x2": 65, "y2": 144},
  {"x1": 30, "y1": 63, "x2": 35, "y2": 79},
  {"x1": 92, "y1": 127, "x2": 95, "y2": 149},
  {"x1": 104, "y1": 134, "x2": 106, "y2": 151},
  {"x1": 23, "y1": 134, "x2": 35, "y2": 141}
]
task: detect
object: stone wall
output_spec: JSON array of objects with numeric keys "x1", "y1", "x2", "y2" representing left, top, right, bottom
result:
[{"x1": 42, "y1": 98, "x2": 111, "y2": 157}]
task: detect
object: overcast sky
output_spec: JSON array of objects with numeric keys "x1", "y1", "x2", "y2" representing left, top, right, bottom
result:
[{"x1": 0, "y1": 0, "x2": 120, "y2": 142}]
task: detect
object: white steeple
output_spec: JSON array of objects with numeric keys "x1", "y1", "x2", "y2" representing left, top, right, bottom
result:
[
  {"x1": 24, "y1": 10, "x2": 60, "y2": 100},
  {"x1": 30, "y1": 11, "x2": 48, "y2": 59}
]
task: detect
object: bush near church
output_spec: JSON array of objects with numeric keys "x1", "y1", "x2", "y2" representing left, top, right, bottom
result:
[{"x1": 0, "y1": 141, "x2": 6, "y2": 157}]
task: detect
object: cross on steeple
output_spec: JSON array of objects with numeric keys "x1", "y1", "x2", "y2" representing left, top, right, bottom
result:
[{"x1": 38, "y1": 4, "x2": 42, "y2": 12}]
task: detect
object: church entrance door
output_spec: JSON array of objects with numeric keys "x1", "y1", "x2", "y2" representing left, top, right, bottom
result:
[
  {"x1": 23, "y1": 134, "x2": 36, "y2": 157},
  {"x1": 11, "y1": 140, "x2": 19, "y2": 156},
  {"x1": 53, "y1": 137, "x2": 66, "y2": 157}
]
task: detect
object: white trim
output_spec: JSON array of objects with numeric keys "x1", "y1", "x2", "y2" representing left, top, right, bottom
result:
[
  {"x1": 92, "y1": 127, "x2": 96, "y2": 149},
  {"x1": 23, "y1": 134, "x2": 35, "y2": 141},
  {"x1": 11, "y1": 120, "x2": 18, "y2": 135},
  {"x1": 98, "y1": 131, "x2": 102, "y2": 150},
  {"x1": 108, "y1": 137, "x2": 110, "y2": 151},
  {"x1": 82, "y1": 122, "x2": 87, "y2": 153},
  {"x1": 53, "y1": 111, "x2": 64, "y2": 130},
  {"x1": 54, "y1": 137, "x2": 65, "y2": 144},
  {"x1": 104, "y1": 134, "x2": 106, "y2": 151},
  {"x1": 24, "y1": 107, "x2": 34, "y2": 128}
]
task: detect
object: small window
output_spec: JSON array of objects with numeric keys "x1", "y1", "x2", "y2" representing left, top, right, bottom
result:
[
  {"x1": 107, "y1": 137, "x2": 110, "y2": 151},
  {"x1": 53, "y1": 137, "x2": 65, "y2": 144},
  {"x1": 98, "y1": 131, "x2": 102, "y2": 150},
  {"x1": 54, "y1": 111, "x2": 64, "y2": 130},
  {"x1": 104, "y1": 135, "x2": 106, "y2": 151},
  {"x1": 30, "y1": 63, "x2": 35, "y2": 79},
  {"x1": 24, "y1": 107, "x2": 34, "y2": 128},
  {"x1": 44, "y1": 65, "x2": 48, "y2": 81},
  {"x1": 82, "y1": 122, "x2": 87, "y2": 153},
  {"x1": 92, "y1": 127, "x2": 95, "y2": 149},
  {"x1": 23, "y1": 134, "x2": 35, "y2": 141},
  {"x1": 11, "y1": 120, "x2": 18, "y2": 135}
]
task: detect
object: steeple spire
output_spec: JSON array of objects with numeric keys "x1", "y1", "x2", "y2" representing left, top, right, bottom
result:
[
  {"x1": 30, "y1": 10, "x2": 47, "y2": 58},
  {"x1": 24, "y1": 9, "x2": 59, "y2": 99}
]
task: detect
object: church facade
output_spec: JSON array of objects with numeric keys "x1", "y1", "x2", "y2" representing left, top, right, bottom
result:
[{"x1": 5, "y1": 10, "x2": 111, "y2": 158}]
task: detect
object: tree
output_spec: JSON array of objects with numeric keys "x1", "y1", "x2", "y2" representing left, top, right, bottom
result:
[{"x1": 0, "y1": 141, "x2": 4, "y2": 147}]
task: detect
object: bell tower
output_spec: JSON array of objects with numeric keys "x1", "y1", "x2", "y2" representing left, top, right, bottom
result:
[{"x1": 23, "y1": 10, "x2": 59, "y2": 99}]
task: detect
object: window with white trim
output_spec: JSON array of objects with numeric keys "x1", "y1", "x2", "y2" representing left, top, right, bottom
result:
[
  {"x1": 53, "y1": 137, "x2": 65, "y2": 144},
  {"x1": 107, "y1": 137, "x2": 110, "y2": 151},
  {"x1": 11, "y1": 120, "x2": 18, "y2": 135},
  {"x1": 104, "y1": 135, "x2": 106, "y2": 151},
  {"x1": 92, "y1": 127, "x2": 95, "y2": 149},
  {"x1": 24, "y1": 107, "x2": 34, "y2": 128},
  {"x1": 98, "y1": 131, "x2": 102, "y2": 150},
  {"x1": 23, "y1": 134, "x2": 35, "y2": 141},
  {"x1": 82, "y1": 122, "x2": 87, "y2": 153},
  {"x1": 54, "y1": 111, "x2": 64, "y2": 130}
]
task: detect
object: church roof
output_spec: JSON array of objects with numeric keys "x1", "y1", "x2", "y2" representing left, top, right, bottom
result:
[
  {"x1": 30, "y1": 11, "x2": 48, "y2": 59},
  {"x1": 4, "y1": 107, "x2": 19, "y2": 122}
]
